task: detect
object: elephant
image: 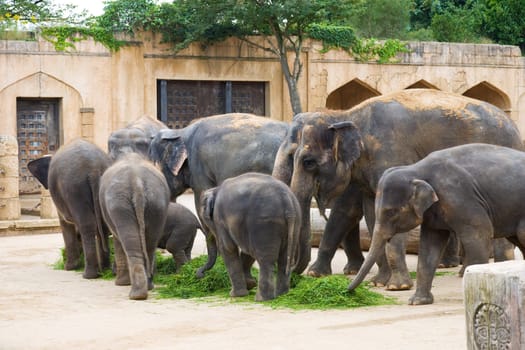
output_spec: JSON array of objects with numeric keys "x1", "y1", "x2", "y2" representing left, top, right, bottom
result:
[
  {"x1": 149, "y1": 113, "x2": 289, "y2": 277},
  {"x1": 348, "y1": 143, "x2": 525, "y2": 305},
  {"x1": 157, "y1": 202, "x2": 201, "y2": 272},
  {"x1": 108, "y1": 115, "x2": 167, "y2": 160},
  {"x1": 272, "y1": 89, "x2": 523, "y2": 286},
  {"x1": 99, "y1": 152, "x2": 170, "y2": 300},
  {"x1": 199, "y1": 172, "x2": 301, "y2": 301},
  {"x1": 27, "y1": 139, "x2": 111, "y2": 279}
]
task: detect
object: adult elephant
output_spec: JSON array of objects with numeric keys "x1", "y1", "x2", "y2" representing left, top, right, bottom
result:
[
  {"x1": 272, "y1": 89, "x2": 523, "y2": 287},
  {"x1": 149, "y1": 113, "x2": 289, "y2": 276},
  {"x1": 27, "y1": 139, "x2": 111, "y2": 279},
  {"x1": 108, "y1": 115, "x2": 167, "y2": 160}
]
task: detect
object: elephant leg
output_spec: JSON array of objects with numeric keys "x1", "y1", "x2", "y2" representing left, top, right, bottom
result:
[
  {"x1": 256, "y1": 260, "x2": 276, "y2": 301},
  {"x1": 362, "y1": 195, "x2": 393, "y2": 287},
  {"x1": 97, "y1": 232, "x2": 111, "y2": 271},
  {"x1": 308, "y1": 184, "x2": 364, "y2": 277},
  {"x1": 172, "y1": 249, "x2": 189, "y2": 273},
  {"x1": 493, "y1": 237, "x2": 515, "y2": 262},
  {"x1": 438, "y1": 232, "x2": 460, "y2": 268},
  {"x1": 78, "y1": 226, "x2": 100, "y2": 279},
  {"x1": 60, "y1": 217, "x2": 82, "y2": 271},
  {"x1": 127, "y1": 255, "x2": 148, "y2": 300},
  {"x1": 409, "y1": 227, "x2": 450, "y2": 305},
  {"x1": 459, "y1": 231, "x2": 491, "y2": 277},
  {"x1": 218, "y1": 230, "x2": 248, "y2": 298},
  {"x1": 113, "y1": 236, "x2": 130, "y2": 286},
  {"x1": 385, "y1": 232, "x2": 413, "y2": 290},
  {"x1": 276, "y1": 247, "x2": 290, "y2": 297},
  {"x1": 241, "y1": 253, "x2": 256, "y2": 290}
]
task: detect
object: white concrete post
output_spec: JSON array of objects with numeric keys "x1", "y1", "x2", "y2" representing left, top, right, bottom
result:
[{"x1": 463, "y1": 261, "x2": 525, "y2": 349}]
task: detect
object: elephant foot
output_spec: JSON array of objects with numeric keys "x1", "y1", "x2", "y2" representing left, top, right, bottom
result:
[
  {"x1": 343, "y1": 260, "x2": 364, "y2": 275},
  {"x1": 307, "y1": 260, "x2": 332, "y2": 277},
  {"x1": 370, "y1": 270, "x2": 391, "y2": 288},
  {"x1": 385, "y1": 272, "x2": 413, "y2": 291},
  {"x1": 64, "y1": 260, "x2": 81, "y2": 271},
  {"x1": 255, "y1": 290, "x2": 274, "y2": 302},
  {"x1": 458, "y1": 265, "x2": 466, "y2": 277},
  {"x1": 129, "y1": 288, "x2": 148, "y2": 300},
  {"x1": 230, "y1": 288, "x2": 249, "y2": 298},
  {"x1": 148, "y1": 278, "x2": 154, "y2": 291},
  {"x1": 115, "y1": 274, "x2": 131, "y2": 286},
  {"x1": 82, "y1": 266, "x2": 100, "y2": 279},
  {"x1": 246, "y1": 277, "x2": 257, "y2": 290},
  {"x1": 438, "y1": 255, "x2": 460, "y2": 268},
  {"x1": 408, "y1": 292, "x2": 434, "y2": 305}
]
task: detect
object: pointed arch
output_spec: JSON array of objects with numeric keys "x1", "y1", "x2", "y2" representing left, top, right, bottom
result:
[
  {"x1": 405, "y1": 80, "x2": 439, "y2": 90},
  {"x1": 326, "y1": 78, "x2": 380, "y2": 110},
  {"x1": 0, "y1": 71, "x2": 84, "y2": 143},
  {"x1": 462, "y1": 81, "x2": 510, "y2": 114}
]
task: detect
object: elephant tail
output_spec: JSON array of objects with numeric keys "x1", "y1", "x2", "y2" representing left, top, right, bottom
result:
[{"x1": 133, "y1": 179, "x2": 151, "y2": 278}]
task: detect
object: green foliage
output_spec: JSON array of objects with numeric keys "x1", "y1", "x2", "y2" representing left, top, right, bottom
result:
[
  {"x1": 40, "y1": 25, "x2": 125, "y2": 52},
  {"x1": 351, "y1": 38, "x2": 409, "y2": 63},
  {"x1": 348, "y1": 0, "x2": 412, "y2": 39},
  {"x1": 477, "y1": 0, "x2": 525, "y2": 51},
  {"x1": 430, "y1": 4, "x2": 481, "y2": 43},
  {"x1": 307, "y1": 23, "x2": 358, "y2": 51},
  {"x1": 155, "y1": 255, "x2": 397, "y2": 310}
]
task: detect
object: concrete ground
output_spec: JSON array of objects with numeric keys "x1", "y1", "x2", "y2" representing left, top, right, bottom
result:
[{"x1": 0, "y1": 194, "x2": 471, "y2": 350}]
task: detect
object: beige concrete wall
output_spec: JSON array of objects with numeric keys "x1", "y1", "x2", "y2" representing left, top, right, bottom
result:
[{"x1": 0, "y1": 33, "x2": 524, "y2": 218}]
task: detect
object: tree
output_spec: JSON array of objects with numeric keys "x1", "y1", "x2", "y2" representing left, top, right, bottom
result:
[
  {"x1": 348, "y1": 0, "x2": 411, "y2": 39},
  {"x1": 477, "y1": 0, "x2": 525, "y2": 52}
]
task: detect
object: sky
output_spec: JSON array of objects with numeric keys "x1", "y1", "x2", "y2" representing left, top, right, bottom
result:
[
  {"x1": 50, "y1": 0, "x2": 173, "y2": 17},
  {"x1": 51, "y1": 0, "x2": 105, "y2": 16}
]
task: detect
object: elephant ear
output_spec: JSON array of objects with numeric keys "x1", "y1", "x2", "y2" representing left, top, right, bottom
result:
[
  {"x1": 149, "y1": 129, "x2": 188, "y2": 176},
  {"x1": 27, "y1": 156, "x2": 52, "y2": 189},
  {"x1": 329, "y1": 121, "x2": 363, "y2": 168},
  {"x1": 410, "y1": 179, "x2": 439, "y2": 219}
]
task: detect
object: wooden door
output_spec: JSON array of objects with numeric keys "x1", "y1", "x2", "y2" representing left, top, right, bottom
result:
[{"x1": 17, "y1": 99, "x2": 59, "y2": 194}]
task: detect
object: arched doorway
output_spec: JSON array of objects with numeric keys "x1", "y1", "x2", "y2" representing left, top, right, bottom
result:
[
  {"x1": 326, "y1": 78, "x2": 380, "y2": 110},
  {"x1": 462, "y1": 81, "x2": 510, "y2": 114}
]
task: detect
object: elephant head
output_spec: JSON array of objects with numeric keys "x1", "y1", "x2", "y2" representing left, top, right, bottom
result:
[
  {"x1": 109, "y1": 115, "x2": 167, "y2": 161},
  {"x1": 27, "y1": 155, "x2": 52, "y2": 189},
  {"x1": 277, "y1": 112, "x2": 362, "y2": 273},
  {"x1": 347, "y1": 169, "x2": 438, "y2": 291},
  {"x1": 149, "y1": 128, "x2": 190, "y2": 200}
]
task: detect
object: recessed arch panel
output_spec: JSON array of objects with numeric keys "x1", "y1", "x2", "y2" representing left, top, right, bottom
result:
[
  {"x1": 326, "y1": 79, "x2": 380, "y2": 110},
  {"x1": 462, "y1": 81, "x2": 510, "y2": 113},
  {"x1": 405, "y1": 80, "x2": 439, "y2": 90}
]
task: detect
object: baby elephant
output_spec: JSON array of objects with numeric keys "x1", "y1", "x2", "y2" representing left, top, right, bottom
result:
[
  {"x1": 348, "y1": 143, "x2": 525, "y2": 305},
  {"x1": 157, "y1": 203, "x2": 201, "y2": 272},
  {"x1": 200, "y1": 172, "x2": 302, "y2": 301},
  {"x1": 99, "y1": 153, "x2": 170, "y2": 300}
]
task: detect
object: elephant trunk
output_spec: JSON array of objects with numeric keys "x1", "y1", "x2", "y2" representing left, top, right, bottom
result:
[
  {"x1": 348, "y1": 225, "x2": 387, "y2": 291},
  {"x1": 290, "y1": 173, "x2": 315, "y2": 274},
  {"x1": 272, "y1": 143, "x2": 294, "y2": 185}
]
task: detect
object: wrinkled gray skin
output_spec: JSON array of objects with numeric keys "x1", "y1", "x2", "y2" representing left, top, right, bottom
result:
[
  {"x1": 157, "y1": 202, "x2": 201, "y2": 272},
  {"x1": 108, "y1": 115, "x2": 167, "y2": 161},
  {"x1": 27, "y1": 139, "x2": 111, "y2": 279},
  {"x1": 149, "y1": 113, "x2": 289, "y2": 277},
  {"x1": 99, "y1": 153, "x2": 170, "y2": 300},
  {"x1": 272, "y1": 89, "x2": 523, "y2": 286},
  {"x1": 200, "y1": 173, "x2": 301, "y2": 301},
  {"x1": 348, "y1": 144, "x2": 525, "y2": 305}
]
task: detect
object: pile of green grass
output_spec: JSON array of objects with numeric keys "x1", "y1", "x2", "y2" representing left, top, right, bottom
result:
[
  {"x1": 54, "y1": 250, "x2": 398, "y2": 310},
  {"x1": 154, "y1": 254, "x2": 398, "y2": 310}
]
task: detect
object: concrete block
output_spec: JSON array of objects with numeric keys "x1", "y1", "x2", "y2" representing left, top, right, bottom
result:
[
  {"x1": 463, "y1": 261, "x2": 525, "y2": 350},
  {"x1": 0, "y1": 198, "x2": 20, "y2": 220}
]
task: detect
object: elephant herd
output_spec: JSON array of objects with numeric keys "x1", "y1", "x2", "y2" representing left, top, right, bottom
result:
[{"x1": 27, "y1": 89, "x2": 525, "y2": 304}]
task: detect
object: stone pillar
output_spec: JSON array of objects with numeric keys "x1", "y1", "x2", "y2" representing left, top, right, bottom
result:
[
  {"x1": 81, "y1": 107, "x2": 95, "y2": 142},
  {"x1": 0, "y1": 135, "x2": 20, "y2": 220},
  {"x1": 39, "y1": 188, "x2": 57, "y2": 219},
  {"x1": 463, "y1": 261, "x2": 525, "y2": 350}
]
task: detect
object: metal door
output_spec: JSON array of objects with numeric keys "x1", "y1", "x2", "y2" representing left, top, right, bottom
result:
[
  {"x1": 17, "y1": 99, "x2": 59, "y2": 194},
  {"x1": 158, "y1": 80, "x2": 265, "y2": 129}
]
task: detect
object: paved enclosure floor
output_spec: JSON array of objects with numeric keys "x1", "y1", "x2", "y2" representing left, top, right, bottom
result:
[{"x1": 0, "y1": 194, "x2": 473, "y2": 350}]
